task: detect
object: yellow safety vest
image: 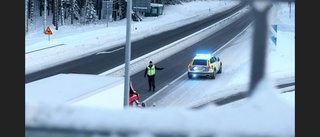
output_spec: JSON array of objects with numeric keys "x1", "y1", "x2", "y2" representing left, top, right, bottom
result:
[{"x1": 147, "y1": 65, "x2": 156, "y2": 76}]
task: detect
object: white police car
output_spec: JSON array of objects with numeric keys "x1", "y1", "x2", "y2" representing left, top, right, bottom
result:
[{"x1": 187, "y1": 54, "x2": 222, "y2": 79}]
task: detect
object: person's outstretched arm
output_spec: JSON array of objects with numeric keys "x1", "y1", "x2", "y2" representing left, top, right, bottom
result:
[{"x1": 155, "y1": 65, "x2": 164, "y2": 70}]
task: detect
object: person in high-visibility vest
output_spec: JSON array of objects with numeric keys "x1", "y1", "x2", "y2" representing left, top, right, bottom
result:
[{"x1": 144, "y1": 61, "x2": 164, "y2": 91}]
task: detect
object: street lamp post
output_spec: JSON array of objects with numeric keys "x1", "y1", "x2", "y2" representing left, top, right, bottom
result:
[{"x1": 124, "y1": 0, "x2": 132, "y2": 107}]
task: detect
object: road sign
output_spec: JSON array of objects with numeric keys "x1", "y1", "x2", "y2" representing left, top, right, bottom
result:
[
  {"x1": 45, "y1": 27, "x2": 53, "y2": 35},
  {"x1": 270, "y1": 24, "x2": 277, "y2": 45},
  {"x1": 269, "y1": 24, "x2": 277, "y2": 51}
]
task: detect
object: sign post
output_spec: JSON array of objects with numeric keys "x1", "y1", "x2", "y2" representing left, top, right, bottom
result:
[{"x1": 44, "y1": 26, "x2": 53, "y2": 41}]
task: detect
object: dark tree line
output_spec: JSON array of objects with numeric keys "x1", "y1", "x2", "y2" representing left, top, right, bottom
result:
[
  {"x1": 25, "y1": 0, "x2": 194, "y2": 33},
  {"x1": 25, "y1": 0, "x2": 105, "y2": 32}
]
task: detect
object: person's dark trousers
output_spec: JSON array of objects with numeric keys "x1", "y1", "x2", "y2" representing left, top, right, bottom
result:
[{"x1": 147, "y1": 75, "x2": 155, "y2": 91}]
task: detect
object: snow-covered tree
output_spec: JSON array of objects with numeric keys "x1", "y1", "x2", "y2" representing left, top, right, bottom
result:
[
  {"x1": 25, "y1": 0, "x2": 29, "y2": 34},
  {"x1": 85, "y1": 0, "x2": 98, "y2": 23},
  {"x1": 29, "y1": 0, "x2": 35, "y2": 23},
  {"x1": 43, "y1": 0, "x2": 47, "y2": 33},
  {"x1": 61, "y1": 0, "x2": 65, "y2": 25},
  {"x1": 53, "y1": 0, "x2": 59, "y2": 30}
]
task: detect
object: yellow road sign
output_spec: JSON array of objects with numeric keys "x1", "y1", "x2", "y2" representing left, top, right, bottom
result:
[{"x1": 45, "y1": 27, "x2": 53, "y2": 35}]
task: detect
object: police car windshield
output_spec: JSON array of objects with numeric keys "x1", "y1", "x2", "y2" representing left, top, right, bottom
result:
[{"x1": 193, "y1": 60, "x2": 207, "y2": 65}]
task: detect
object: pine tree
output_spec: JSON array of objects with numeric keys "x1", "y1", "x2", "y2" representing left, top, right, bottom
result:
[
  {"x1": 69, "y1": 0, "x2": 81, "y2": 23},
  {"x1": 43, "y1": 0, "x2": 47, "y2": 33},
  {"x1": 53, "y1": 0, "x2": 59, "y2": 30},
  {"x1": 29, "y1": 0, "x2": 35, "y2": 24},
  {"x1": 61, "y1": 0, "x2": 65, "y2": 26},
  {"x1": 85, "y1": 0, "x2": 98, "y2": 23},
  {"x1": 25, "y1": 0, "x2": 29, "y2": 34}
]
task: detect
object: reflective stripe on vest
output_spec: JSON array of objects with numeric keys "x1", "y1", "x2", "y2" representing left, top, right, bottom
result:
[{"x1": 147, "y1": 65, "x2": 156, "y2": 76}]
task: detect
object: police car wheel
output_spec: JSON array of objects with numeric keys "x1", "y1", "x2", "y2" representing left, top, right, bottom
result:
[{"x1": 218, "y1": 65, "x2": 222, "y2": 74}]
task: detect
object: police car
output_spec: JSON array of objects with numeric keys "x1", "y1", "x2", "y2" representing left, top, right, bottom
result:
[{"x1": 187, "y1": 54, "x2": 222, "y2": 79}]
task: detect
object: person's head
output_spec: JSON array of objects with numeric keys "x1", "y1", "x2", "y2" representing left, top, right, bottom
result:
[{"x1": 149, "y1": 61, "x2": 153, "y2": 65}]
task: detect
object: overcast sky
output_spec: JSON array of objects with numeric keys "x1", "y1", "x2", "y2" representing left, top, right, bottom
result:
[{"x1": 25, "y1": 1, "x2": 295, "y2": 136}]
